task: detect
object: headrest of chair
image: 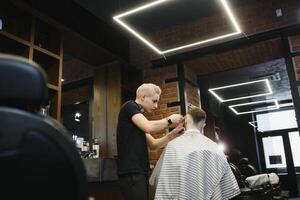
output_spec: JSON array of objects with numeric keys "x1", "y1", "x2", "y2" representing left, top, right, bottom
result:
[
  {"x1": 0, "y1": 54, "x2": 48, "y2": 110},
  {"x1": 240, "y1": 157, "x2": 250, "y2": 165}
]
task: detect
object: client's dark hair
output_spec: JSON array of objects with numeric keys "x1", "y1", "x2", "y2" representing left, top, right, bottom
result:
[{"x1": 187, "y1": 107, "x2": 206, "y2": 124}]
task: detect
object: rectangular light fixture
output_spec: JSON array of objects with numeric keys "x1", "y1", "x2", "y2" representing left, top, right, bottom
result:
[
  {"x1": 248, "y1": 121, "x2": 263, "y2": 132},
  {"x1": 209, "y1": 79, "x2": 272, "y2": 102},
  {"x1": 229, "y1": 99, "x2": 279, "y2": 115},
  {"x1": 113, "y1": 0, "x2": 242, "y2": 55},
  {"x1": 248, "y1": 121, "x2": 257, "y2": 128}
]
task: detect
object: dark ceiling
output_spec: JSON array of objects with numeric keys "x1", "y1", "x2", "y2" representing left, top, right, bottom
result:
[
  {"x1": 72, "y1": 0, "x2": 291, "y2": 106},
  {"x1": 73, "y1": 0, "x2": 255, "y2": 28},
  {"x1": 123, "y1": 0, "x2": 226, "y2": 34},
  {"x1": 73, "y1": 0, "x2": 256, "y2": 51}
]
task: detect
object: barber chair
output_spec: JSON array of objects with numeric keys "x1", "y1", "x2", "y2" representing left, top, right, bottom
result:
[
  {"x1": 228, "y1": 158, "x2": 282, "y2": 200},
  {"x1": 0, "y1": 54, "x2": 88, "y2": 200},
  {"x1": 239, "y1": 157, "x2": 258, "y2": 178}
]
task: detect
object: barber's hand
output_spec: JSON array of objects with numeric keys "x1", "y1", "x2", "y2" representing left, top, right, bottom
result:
[
  {"x1": 168, "y1": 114, "x2": 184, "y2": 125},
  {"x1": 168, "y1": 123, "x2": 185, "y2": 140}
]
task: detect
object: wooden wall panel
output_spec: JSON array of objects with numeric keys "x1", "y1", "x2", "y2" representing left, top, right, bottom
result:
[
  {"x1": 93, "y1": 62, "x2": 121, "y2": 158},
  {"x1": 107, "y1": 63, "x2": 121, "y2": 158},
  {"x1": 93, "y1": 67, "x2": 107, "y2": 157}
]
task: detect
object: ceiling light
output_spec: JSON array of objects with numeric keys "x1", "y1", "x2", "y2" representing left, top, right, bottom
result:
[
  {"x1": 248, "y1": 121, "x2": 257, "y2": 128},
  {"x1": 61, "y1": 78, "x2": 65, "y2": 82},
  {"x1": 209, "y1": 79, "x2": 272, "y2": 102},
  {"x1": 248, "y1": 121, "x2": 263, "y2": 132},
  {"x1": 229, "y1": 99, "x2": 279, "y2": 115},
  {"x1": 113, "y1": 0, "x2": 242, "y2": 55},
  {"x1": 74, "y1": 112, "x2": 82, "y2": 122}
]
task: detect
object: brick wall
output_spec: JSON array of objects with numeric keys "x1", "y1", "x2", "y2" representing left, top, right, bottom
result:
[
  {"x1": 293, "y1": 55, "x2": 300, "y2": 80},
  {"x1": 143, "y1": 64, "x2": 202, "y2": 165},
  {"x1": 130, "y1": 0, "x2": 300, "y2": 66},
  {"x1": 184, "y1": 66, "x2": 200, "y2": 108},
  {"x1": 289, "y1": 34, "x2": 300, "y2": 130},
  {"x1": 142, "y1": 65, "x2": 181, "y2": 165},
  {"x1": 290, "y1": 35, "x2": 300, "y2": 80},
  {"x1": 185, "y1": 38, "x2": 284, "y2": 75}
]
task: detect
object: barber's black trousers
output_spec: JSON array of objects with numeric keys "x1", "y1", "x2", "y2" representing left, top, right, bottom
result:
[{"x1": 119, "y1": 174, "x2": 149, "y2": 200}]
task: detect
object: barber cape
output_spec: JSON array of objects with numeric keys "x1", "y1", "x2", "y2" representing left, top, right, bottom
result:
[{"x1": 151, "y1": 129, "x2": 240, "y2": 200}]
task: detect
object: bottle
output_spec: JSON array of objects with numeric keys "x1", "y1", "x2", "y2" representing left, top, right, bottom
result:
[
  {"x1": 92, "y1": 138, "x2": 100, "y2": 158},
  {"x1": 82, "y1": 140, "x2": 89, "y2": 152},
  {"x1": 76, "y1": 137, "x2": 84, "y2": 151}
]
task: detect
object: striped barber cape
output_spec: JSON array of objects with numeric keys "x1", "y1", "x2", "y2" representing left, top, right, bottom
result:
[{"x1": 152, "y1": 129, "x2": 240, "y2": 200}]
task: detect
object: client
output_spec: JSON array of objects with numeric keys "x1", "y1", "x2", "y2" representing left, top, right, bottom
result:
[{"x1": 150, "y1": 107, "x2": 240, "y2": 200}]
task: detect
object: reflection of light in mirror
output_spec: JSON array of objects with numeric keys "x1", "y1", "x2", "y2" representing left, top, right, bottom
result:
[
  {"x1": 229, "y1": 99, "x2": 279, "y2": 115},
  {"x1": 209, "y1": 79, "x2": 272, "y2": 102},
  {"x1": 248, "y1": 121, "x2": 257, "y2": 128}
]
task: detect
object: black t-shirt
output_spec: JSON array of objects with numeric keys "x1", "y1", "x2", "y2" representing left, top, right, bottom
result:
[{"x1": 116, "y1": 100, "x2": 150, "y2": 175}]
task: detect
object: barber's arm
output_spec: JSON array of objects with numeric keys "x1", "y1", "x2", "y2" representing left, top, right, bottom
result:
[
  {"x1": 132, "y1": 113, "x2": 183, "y2": 134},
  {"x1": 146, "y1": 123, "x2": 185, "y2": 150}
]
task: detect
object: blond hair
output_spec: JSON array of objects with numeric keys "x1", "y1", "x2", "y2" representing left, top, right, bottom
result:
[{"x1": 136, "y1": 83, "x2": 161, "y2": 99}]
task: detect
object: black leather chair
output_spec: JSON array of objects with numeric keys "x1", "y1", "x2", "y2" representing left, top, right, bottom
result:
[
  {"x1": 0, "y1": 54, "x2": 88, "y2": 200},
  {"x1": 239, "y1": 157, "x2": 258, "y2": 178},
  {"x1": 227, "y1": 157, "x2": 282, "y2": 200}
]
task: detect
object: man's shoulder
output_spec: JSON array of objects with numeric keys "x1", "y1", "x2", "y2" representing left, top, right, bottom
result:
[
  {"x1": 167, "y1": 133, "x2": 226, "y2": 157},
  {"x1": 121, "y1": 100, "x2": 134, "y2": 108},
  {"x1": 120, "y1": 100, "x2": 137, "y2": 112},
  {"x1": 119, "y1": 100, "x2": 141, "y2": 120}
]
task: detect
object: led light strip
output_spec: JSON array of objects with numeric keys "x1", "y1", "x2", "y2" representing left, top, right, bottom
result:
[
  {"x1": 248, "y1": 121, "x2": 257, "y2": 128},
  {"x1": 209, "y1": 79, "x2": 272, "y2": 102},
  {"x1": 248, "y1": 121, "x2": 263, "y2": 132},
  {"x1": 229, "y1": 99, "x2": 280, "y2": 115},
  {"x1": 113, "y1": 0, "x2": 242, "y2": 55}
]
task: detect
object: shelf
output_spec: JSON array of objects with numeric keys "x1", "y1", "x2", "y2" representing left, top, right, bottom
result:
[
  {"x1": 33, "y1": 49, "x2": 60, "y2": 87},
  {"x1": 0, "y1": 2, "x2": 32, "y2": 41},
  {"x1": 48, "y1": 83, "x2": 59, "y2": 91},
  {"x1": 48, "y1": 88, "x2": 59, "y2": 120},
  {"x1": 34, "y1": 19, "x2": 61, "y2": 55},
  {"x1": 0, "y1": 2, "x2": 62, "y2": 121},
  {"x1": 0, "y1": 33, "x2": 29, "y2": 58},
  {"x1": 0, "y1": 31, "x2": 31, "y2": 46},
  {"x1": 33, "y1": 45, "x2": 60, "y2": 59}
]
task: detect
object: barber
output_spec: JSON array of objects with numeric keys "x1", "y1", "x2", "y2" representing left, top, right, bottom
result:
[{"x1": 117, "y1": 83, "x2": 184, "y2": 200}]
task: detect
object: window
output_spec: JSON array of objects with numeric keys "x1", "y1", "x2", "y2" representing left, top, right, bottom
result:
[
  {"x1": 257, "y1": 109, "x2": 297, "y2": 132},
  {"x1": 288, "y1": 131, "x2": 300, "y2": 167},
  {"x1": 262, "y1": 136, "x2": 287, "y2": 169}
]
